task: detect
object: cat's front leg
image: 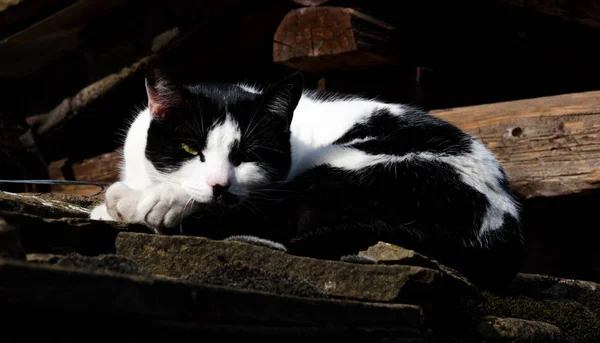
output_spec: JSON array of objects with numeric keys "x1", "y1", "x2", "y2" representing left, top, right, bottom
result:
[
  {"x1": 90, "y1": 181, "x2": 139, "y2": 222},
  {"x1": 135, "y1": 182, "x2": 197, "y2": 233},
  {"x1": 91, "y1": 182, "x2": 196, "y2": 233},
  {"x1": 89, "y1": 202, "x2": 115, "y2": 221}
]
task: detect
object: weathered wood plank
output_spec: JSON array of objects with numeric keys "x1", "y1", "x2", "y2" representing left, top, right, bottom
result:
[
  {"x1": 19, "y1": 55, "x2": 152, "y2": 158},
  {"x1": 47, "y1": 152, "x2": 121, "y2": 196},
  {"x1": 431, "y1": 90, "x2": 600, "y2": 199},
  {"x1": 273, "y1": 6, "x2": 397, "y2": 72}
]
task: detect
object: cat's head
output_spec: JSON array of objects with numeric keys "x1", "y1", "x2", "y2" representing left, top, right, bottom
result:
[{"x1": 143, "y1": 69, "x2": 303, "y2": 207}]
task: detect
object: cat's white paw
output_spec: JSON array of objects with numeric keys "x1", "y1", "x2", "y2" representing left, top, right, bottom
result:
[
  {"x1": 104, "y1": 182, "x2": 142, "y2": 224},
  {"x1": 89, "y1": 203, "x2": 115, "y2": 221},
  {"x1": 136, "y1": 183, "x2": 195, "y2": 232}
]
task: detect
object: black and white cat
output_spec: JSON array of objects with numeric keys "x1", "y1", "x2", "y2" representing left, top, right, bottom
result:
[{"x1": 91, "y1": 69, "x2": 524, "y2": 287}]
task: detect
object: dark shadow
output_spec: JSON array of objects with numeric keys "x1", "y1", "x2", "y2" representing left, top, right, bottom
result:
[{"x1": 520, "y1": 188, "x2": 600, "y2": 283}]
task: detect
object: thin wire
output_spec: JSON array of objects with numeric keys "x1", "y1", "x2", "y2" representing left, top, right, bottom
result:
[{"x1": 0, "y1": 180, "x2": 110, "y2": 197}]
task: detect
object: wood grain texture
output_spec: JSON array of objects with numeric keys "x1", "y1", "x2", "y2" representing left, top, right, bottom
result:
[
  {"x1": 431, "y1": 91, "x2": 600, "y2": 199},
  {"x1": 273, "y1": 6, "x2": 396, "y2": 72},
  {"x1": 47, "y1": 152, "x2": 121, "y2": 196}
]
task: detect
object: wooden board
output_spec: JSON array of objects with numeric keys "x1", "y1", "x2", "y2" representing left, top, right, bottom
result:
[
  {"x1": 47, "y1": 152, "x2": 121, "y2": 196},
  {"x1": 273, "y1": 6, "x2": 397, "y2": 72},
  {"x1": 431, "y1": 90, "x2": 600, "y2": 199}
]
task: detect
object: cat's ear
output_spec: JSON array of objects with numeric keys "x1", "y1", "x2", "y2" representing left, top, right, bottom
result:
[
  {"x1": 262, "y1": 71, "x2": 304, "y2": 119},
  {"x1": 145, "y1": 68, "x2": 185, "y2": 119}
]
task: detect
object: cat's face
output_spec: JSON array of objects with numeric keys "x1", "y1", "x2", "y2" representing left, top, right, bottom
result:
[{"x1": 143, "y1": 70, "x2": 303, "y2": 207}]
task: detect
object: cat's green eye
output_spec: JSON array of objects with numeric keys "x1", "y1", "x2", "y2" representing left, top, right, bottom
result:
[{"x1": 181, "y1": 143, "x2": 199, "y2": 156}]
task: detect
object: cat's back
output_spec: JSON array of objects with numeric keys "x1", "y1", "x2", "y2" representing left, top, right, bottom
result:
[{"x1": 290, "y1": 91, "x2": 404, "y2": 149}]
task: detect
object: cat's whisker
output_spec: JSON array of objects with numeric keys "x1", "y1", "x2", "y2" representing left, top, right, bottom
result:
[
  {"x1": 180, "y1": 196, "x2": 195, "y2": 235},
  {"x1": 194, "y1": 93, "x2": 205, "y2": 137},
  {"x1": 176, "y1": 110, "x2": 203, "y2": 138},
  {"x1": 240, "y1": 200, "x2": 259, "y2": 215},
  {"x1": 244, "y1": 114, "x2": 271, "y2": 143},
  {"x1": 243, "y1": 91, "x2": 266, "y2": 138},
  {"x1": 245, "y1": 142, "x2": 286, "y2": 155}
]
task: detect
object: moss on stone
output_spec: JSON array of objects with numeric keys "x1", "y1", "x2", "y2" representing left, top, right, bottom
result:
[
  {"x1": 575, "y1": 288, "x2": 600, "y2": 319},
  {"x1": 477, "y1": 291, "x2": 600, "y2": 342}
]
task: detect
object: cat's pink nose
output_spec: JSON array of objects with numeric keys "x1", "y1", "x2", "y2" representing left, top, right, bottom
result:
[
  {"x1": 206, "y1": 177, "x2": 230, "y2": 188},
  {"x1": 212, "y1": 184, "x2": 230, "y2": 198},
  {"x1": 208, "y1": 178, "x2": 230, "y2": 198},
  {"x1": 206, "y1": 176, "x2": 231, "y2": 200}
]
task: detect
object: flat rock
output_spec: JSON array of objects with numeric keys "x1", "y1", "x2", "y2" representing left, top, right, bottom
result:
[
  {"x1": 477, "y1": 316, "x2": 568, "y2": 342},
  {"x1": 359, "y1": 241, "x2": 438, "y2": 268},
  {"x1": 0, "y1": 191, "x2": 146, "y2": 257},
  {"x1": 0, "y1": 191, "x2": 102, "y2": 219},
  {"x1": 115, "y1": 232, "x2": 477, "y2": 306},
  {"x1": 359, "y1": 241, "x2": 477, "y2": 293},
  {"x1": 182, "y1": 263, "x2": 326, "y2": 299},
  {"x1": 26, "y1": 253, "x2": 148, "y2": 276},
  {"x1": 0, "y1": 257, "x2": 426, "y2": 340},
  {"x1": 0, "y1": 210, "x2": 149, "y2": 255}
]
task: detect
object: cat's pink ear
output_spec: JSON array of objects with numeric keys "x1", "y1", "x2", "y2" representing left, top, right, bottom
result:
[{"x1": 145, "y1": 68, "x2": 184, "y2": 119}]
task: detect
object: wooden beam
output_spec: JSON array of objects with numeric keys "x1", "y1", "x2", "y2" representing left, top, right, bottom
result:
[
  {"x1": 47, "y1": 152, "x2": 121, "y2": 196},
  {"x1": 430, "y1": 91, "x2": 600, "y2": 199},
  {"x1": 19, "y1": 54, "x2": 152, "y2": 150},
  {"x1": 273, "y1": 6, "x2": 397, "y2": 72},
  {"x1": 497, "y1": 0, "x2": 600, "y2": 30}
]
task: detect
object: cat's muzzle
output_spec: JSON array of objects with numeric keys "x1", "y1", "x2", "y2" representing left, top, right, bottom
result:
[{"x1": 215, "y1": 192, "x2": 240, "y2": 207}]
